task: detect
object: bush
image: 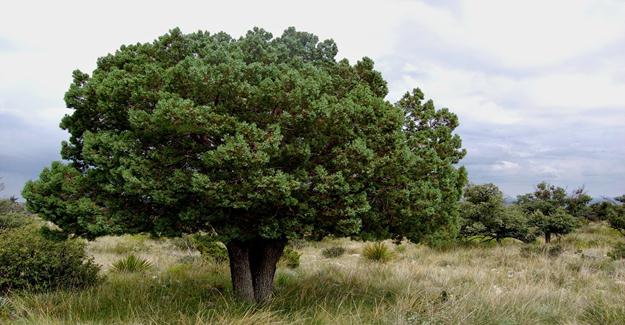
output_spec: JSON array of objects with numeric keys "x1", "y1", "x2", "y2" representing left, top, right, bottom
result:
[
  {"x1": 279, "y1": 247, "x2": 301, "y2": 269},
  {"x1": 171, "y1": 234, "x2": 229, "y2": 263},
  {"x1": 192, "y1": 235, "x2": 229, "y2": 263},
  {"x1": 0, "y1": 198, "x2": 23, "y2": 214},
  {"x1": 321, "y1": 246, "x2": 346, "y2": 258},
  {"x1": 607, "y1": 243, "x2": 625, "y2": 260},
  {"x1": 0, "y1": 226, "x2": 100, "y2": 292},
  {"x1": 362, "y1": 242, "x2": 394, "y2": 263},
  {"x1": 111, "y1": 255, "x2": 153, "y2": 273},
  {"x1": 0, "y1": 213, "x2": 31, "y2": 231}
]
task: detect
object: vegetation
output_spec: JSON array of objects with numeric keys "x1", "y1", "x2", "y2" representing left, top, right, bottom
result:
[
  {"x1": 111, "y1": 255, "x2": 153, "y2": 273},
  {"x1": 0, "y1": 226, "x2": 100, "y2": 292},
  {"x1": 607, "y1": 195, "x2": 625, "y2": 235},
  {"x1": 362, "y1": 241, "x2": 394, "y2": 263},
  {"x1": 517, "y1": 182, "x2": 581, "y2": 243},
  {"x1": 460, "y1": 183, "x2": 536, "y2": 243},
  {"x1": 1, "y1": 222, "x2": 624, "y2": 324},
  {"x1": 22, "y1": 27, "x2": 466, "y2": 302},
  {"x1": 278, "y1": 247, "x2": 301, "y2": 269},
  {"x1": 321, "y1": 246, "x2": 346, "y2": 258},
  {"x1": 528, "y1": 209, "x2": 578, "y2": 243}
]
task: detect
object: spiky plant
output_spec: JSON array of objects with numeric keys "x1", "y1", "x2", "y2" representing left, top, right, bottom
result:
[{"x1": 111, "y1": 255, "x2": 152, "y2": 273}]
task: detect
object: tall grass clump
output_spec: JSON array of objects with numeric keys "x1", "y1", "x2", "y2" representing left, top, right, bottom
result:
[
  {"x1": 111, "y1": 255, "x2": 153, "y2": 273},
  {"x1": 362, "y1": 242, "x2": 394, "y2": 263}
]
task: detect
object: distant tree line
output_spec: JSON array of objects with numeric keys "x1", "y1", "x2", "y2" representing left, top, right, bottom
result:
[{"x1": 459, "y1": 181, "x2": 625, "y2": 244}]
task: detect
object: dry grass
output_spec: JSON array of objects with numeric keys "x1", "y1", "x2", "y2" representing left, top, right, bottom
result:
[{"x1": 2, "y1": 222, "x2": 625, "y2": 324}]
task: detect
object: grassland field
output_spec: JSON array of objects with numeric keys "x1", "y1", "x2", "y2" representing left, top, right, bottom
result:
[{"x1": 2, "y1": 222, "x2": 625, "y2": 324}]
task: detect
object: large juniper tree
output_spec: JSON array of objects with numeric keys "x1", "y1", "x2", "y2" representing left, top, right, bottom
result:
[{"x1": 23, "y1": 27, "x2": 466, "y2": 303}]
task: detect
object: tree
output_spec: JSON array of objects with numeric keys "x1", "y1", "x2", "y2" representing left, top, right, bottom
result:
[
  {"x1": 459, "y1": 183, "x2": 535, "y2": 243},
  {"x1": 517, "y1": 182, "x2": 579, "y2": 243},
  {"x1": 528, "y1": 209, "x2": 577, "y2": 243},
  {"x1": 607, "y1": 195, "x2": 625, "y2": 235},
  {"x1": 517, "y1": 182, "x2": 568, "y2": 216},
  {"x1": 22, "y1": 27, "x2": 466, "y2": 303},
  {"x1": 565, "y1": 187, "x2": 592, "y2": 219}
]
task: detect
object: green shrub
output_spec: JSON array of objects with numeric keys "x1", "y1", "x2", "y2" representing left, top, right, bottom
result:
[
  {"x1": 0, "y1": 213, "x2": 31, "y2": 231},
  {"x1": 111, "y1": 255, "x2": 153, "y2": 273},
  {"x1": 362, "y1": 242, "x2": 394, "y2": 263},
  {"x1": 193, "y1": 235, "x2": 229, "y2": 263},
  {"x1": 321, "y1": 246, "x2": 346, "y2": 258},
  {"x1": 0, "y1": 226, "x2": 100, "y2": 292},
  {"x1": 607, "y1": 243, "x2": 625, "y2": 260},
  {"x1": 171, "y1": 234, "x2": 229, "y2": 263},
  {"x1": 0, "y1": 198, "x2": 23, "y2": 214},
  {"x1": 279, "y1": 247, "x2": 301, "y2": 269}
]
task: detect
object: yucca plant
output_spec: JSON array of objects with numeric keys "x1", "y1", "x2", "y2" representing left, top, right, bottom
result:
[
  {"x1": 362, "y1": 242, "x2": 394, "y2": 263},
  {"x1": 111, "y1": 255, "x2": 153, "y2": 273}
]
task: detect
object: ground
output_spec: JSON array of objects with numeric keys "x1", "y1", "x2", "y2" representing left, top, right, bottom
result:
[{"x1": 2, "y1": 222, "x2": 625, "y2": 324}]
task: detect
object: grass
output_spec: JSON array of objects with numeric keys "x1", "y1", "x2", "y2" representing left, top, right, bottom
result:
[{"x1": 2, "y1": 222, "x2": 625, "y2": 324}]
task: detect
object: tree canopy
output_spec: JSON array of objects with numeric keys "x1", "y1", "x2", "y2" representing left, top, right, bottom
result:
[
  {"x1": 23, "y1": 27, "x2": 466, "y2": 302},
  {"x1": 459, "y1": 183, "x2": 535, "y2": 243}
]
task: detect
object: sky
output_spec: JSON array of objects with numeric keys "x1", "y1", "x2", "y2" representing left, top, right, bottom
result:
[{"x1": 1, "y1": 0, "x2": 624, "y2": 199}]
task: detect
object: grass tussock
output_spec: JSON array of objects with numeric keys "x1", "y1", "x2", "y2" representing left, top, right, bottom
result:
[{"x1": 2, "y1": 222, "x2": 625, "y2": 324}]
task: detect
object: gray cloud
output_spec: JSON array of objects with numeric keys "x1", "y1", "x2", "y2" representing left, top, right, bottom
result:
[{"x1": 0, "y1": 0, "x2": 624, "y2": 200}]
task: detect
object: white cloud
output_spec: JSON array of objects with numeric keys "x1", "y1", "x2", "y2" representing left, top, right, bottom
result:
[
  {"x1": 491, "y1": 160, "x2": 521, "y2": 172},
  {"x1": 0, "y1": 0, "x2": 624, "y2": 198}
]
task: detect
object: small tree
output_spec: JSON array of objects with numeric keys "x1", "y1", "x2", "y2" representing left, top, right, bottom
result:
[
  {"x1": 565, "y1": 187, "x2": 592, "y2": 219},
  {"x1": 587, "y1": 201, "x2": 616, "y2": 222},
  {"x1": 460, "y1": 183, "x2": 534, "y2": 243},
  {"x1": 607, "y1": 195, "x2": 625, "y2": 235},
  {"x1": 23, "y1": 28, "x2": 466, "y2": 303},
  {"x1": 528, "y1": 209, "x2": 577, "y2": 243},
  {"x1": 517, "y1": 182, "x2": 568, "y2": 216}
]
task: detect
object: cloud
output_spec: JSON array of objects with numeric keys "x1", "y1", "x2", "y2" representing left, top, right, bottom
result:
[
  {"x1": 0, "y1": 0, "x2": 624, "y2": 199},
  {"x1": 491, "y1": 161, "x2": 520, "y2": 172}
]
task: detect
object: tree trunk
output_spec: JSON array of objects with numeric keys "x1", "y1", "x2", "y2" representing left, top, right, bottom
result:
[
  {"x1": 545, "y1": 232, "x2": 551, "y2": 244},
  {"x1": 226, "y1": 239, "x2": 286, "y2": 303},
  {"x1": 226, "y1": 241, "x2": 255, "y2": 303},
  {"x1": 250, "y1": 239, "x2": 286, "y2": 303}
]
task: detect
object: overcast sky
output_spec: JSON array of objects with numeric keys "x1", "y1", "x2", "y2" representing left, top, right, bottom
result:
[{"x1": 1, "y1": 0, "x2": 624, "y2": 199}]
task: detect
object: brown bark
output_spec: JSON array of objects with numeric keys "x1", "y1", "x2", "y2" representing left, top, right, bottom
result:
[
  {"x1": 226, "y1": 241, "x2": 255, "y2": 303},
  {"x1": 250, "y1": 239, "x2": 286, "y2": 303},
  {"x1": 226, "y1": 239, "x2": 286, "y2": 303},
  {"x1": 545, "y1": 232, "x2": 552, "y2": 243}
]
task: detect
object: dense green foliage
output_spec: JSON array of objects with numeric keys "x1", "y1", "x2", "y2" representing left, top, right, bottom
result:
[
  {"x1": 0, "y1": 226, "x2": 100, "y2": 292},
  {"x1": 21, "y1": 27, "x2": 466, "y2": 302},
  {"x1": 565, "y1": 188, "x2": 593, "y2": 219},
  {"x1": 23, "y1": 27, "x2": 466, "y2": 244},
  {"x1": 517, "y1": 182, "x2": 569, "y2": 216},
  {"x1": 517, "y1": 182, "x2": 580, "y2": 243},
  {"x1": 24, "y1": 28, "x2": 465, "y2": 241},
  {"x1": 459, "y1": 183, "x2": 535, "y2": 243},
  {"x1": 0, "y1": 213, "x2": 31, "y2": 231},
  {"x1": 192, "y1": 234, "x2": 229, "y2": 263},
  {"x1": 528, "y1": 209, "x2": 577, "y2": 243}
]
